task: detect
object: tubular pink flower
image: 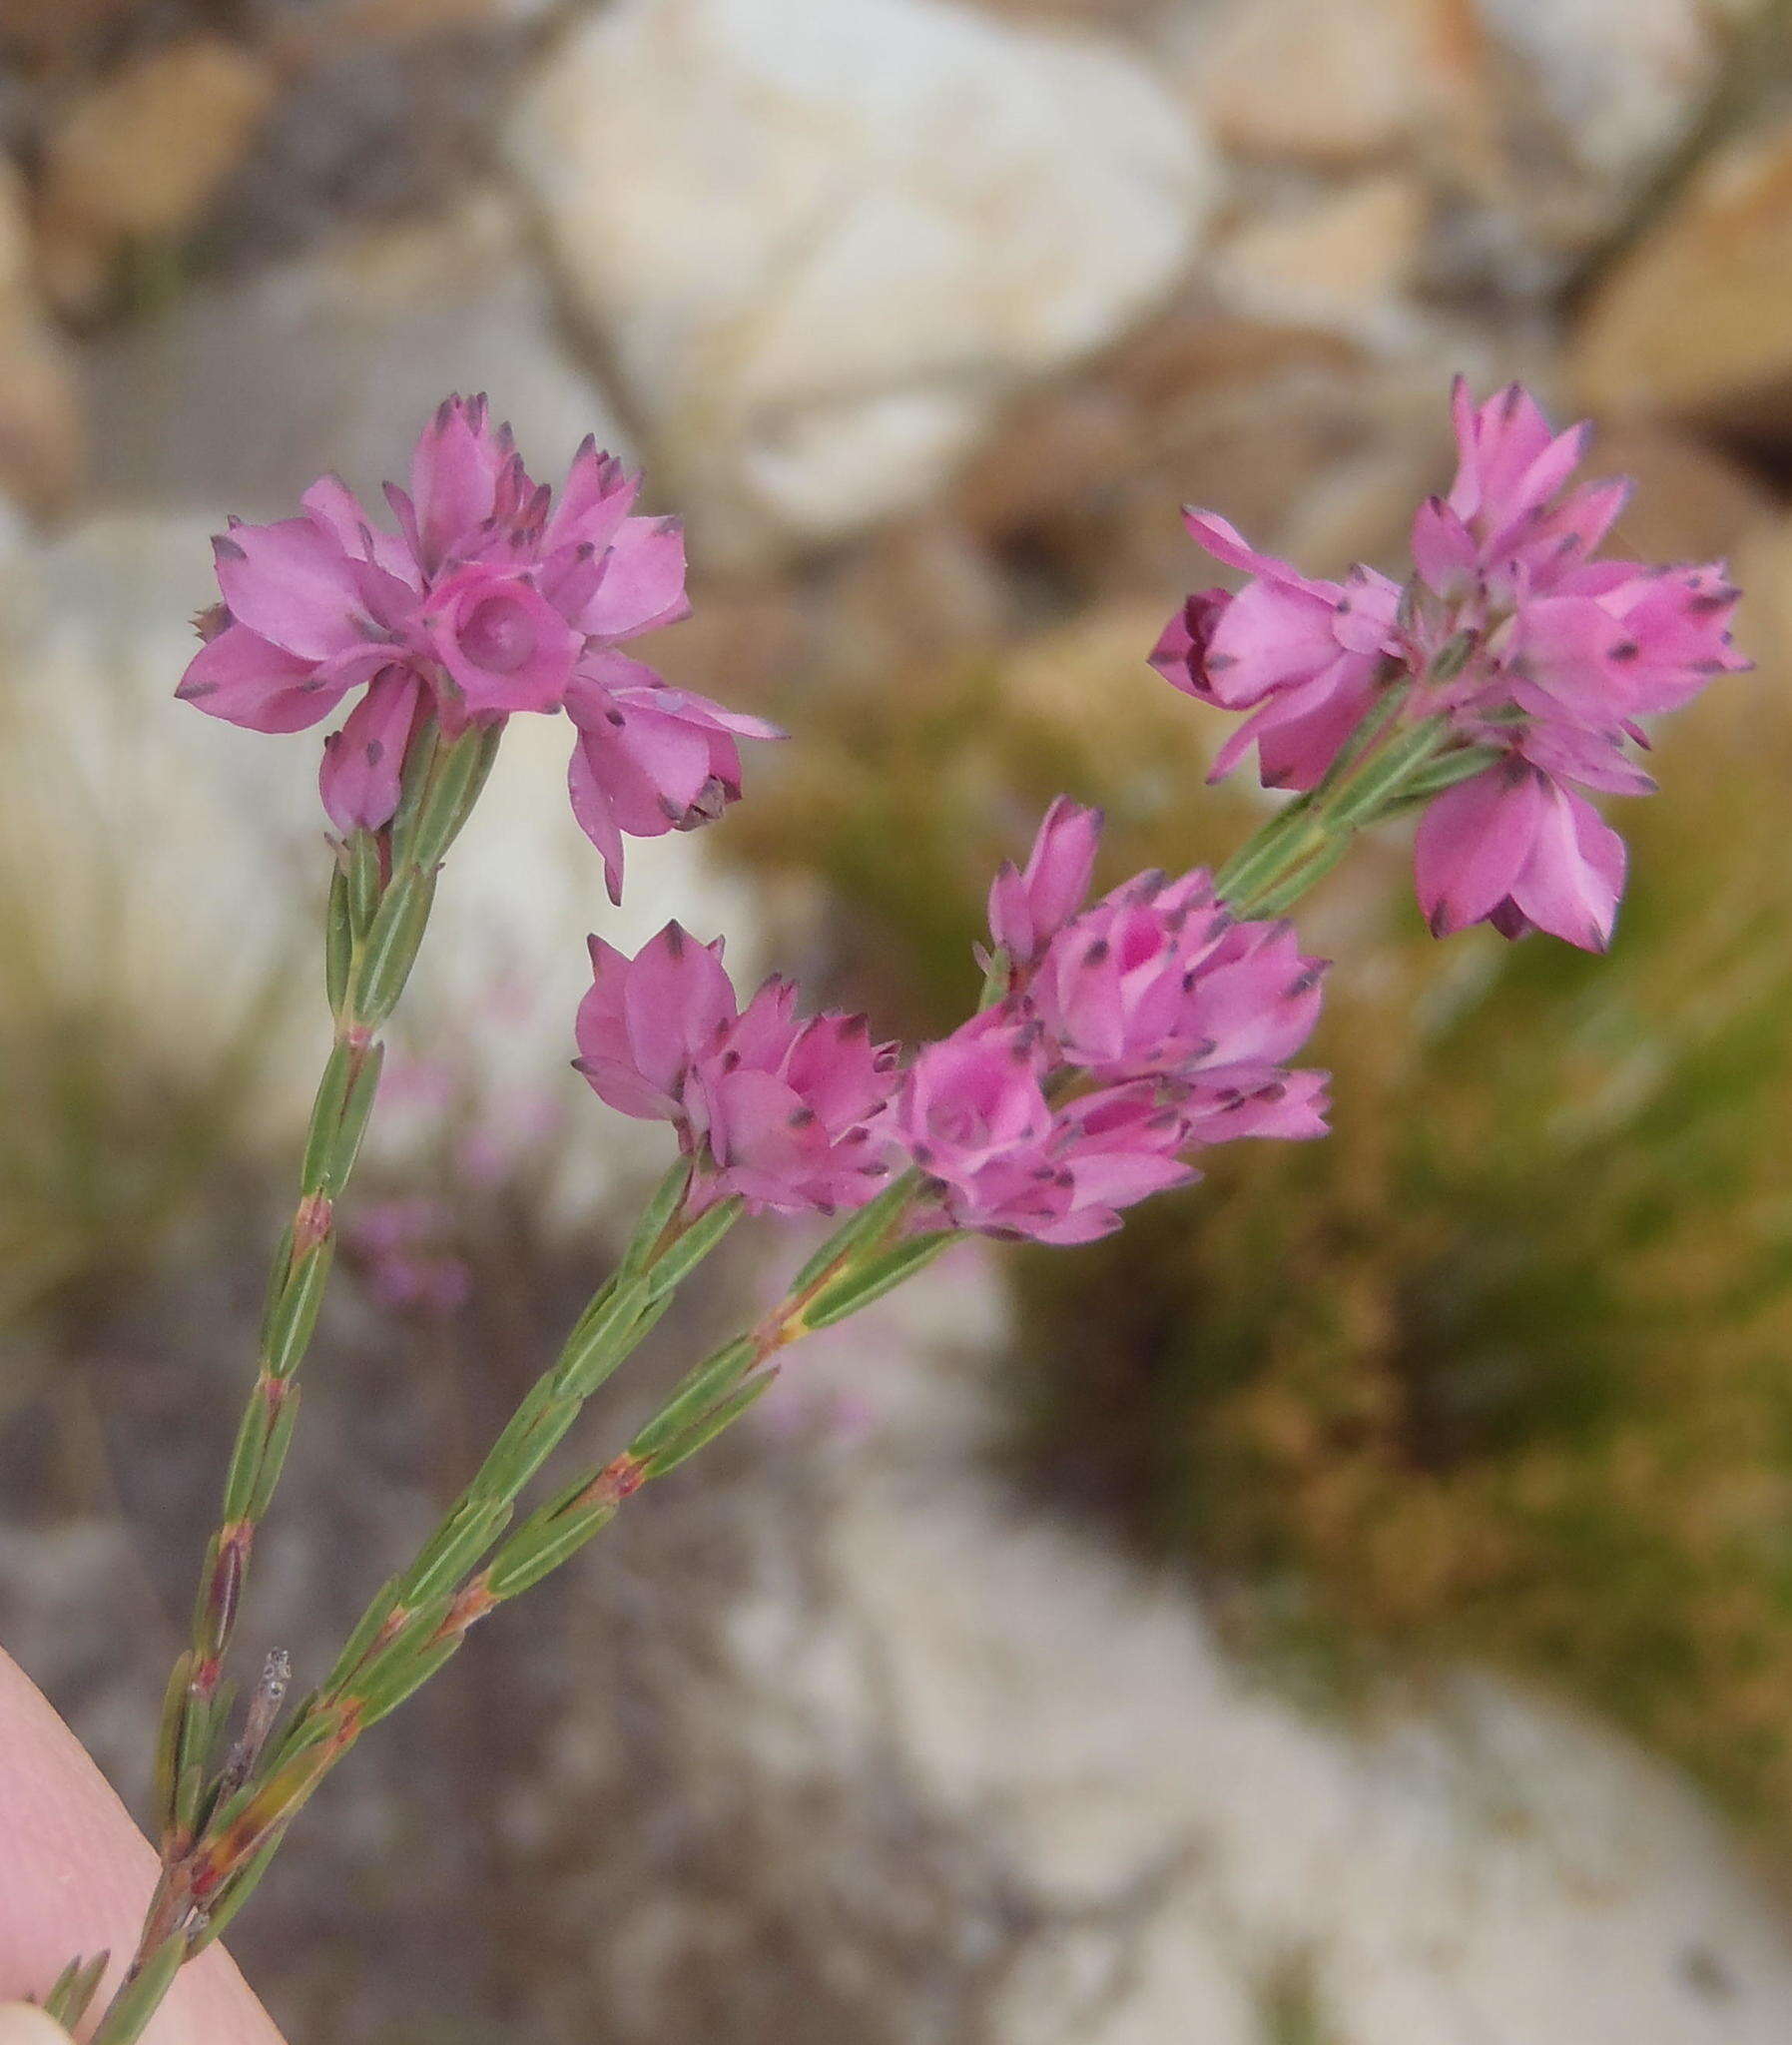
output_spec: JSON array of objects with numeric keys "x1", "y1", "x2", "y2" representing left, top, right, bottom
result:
[
  {"x1": 1152, "y1": 378, "x2": 1750, "y2": 950},
  {"x1": 1414, "y1": 760, "x2": 1626, "y2": 950},
  {"x1": 565, "y1": 657, "x2": 785, "y2": 905},
  {"x1": 575, "y1": 923, "x2": 897, "y2": 1216},
  {"x1": 319, "y1": 667, "x2": 431, "y2": 834},
  {"x1": 1028, "y1": 864, "x2": 1326, "y2": 1083},
  {"x1": 894, "y1": 802, "x2": 1330, "y2": 1245},
  {"x1": 176, "y1": 394, "x2": 780, "y2": 887},
  {"x1": 986, "y1": 796, "x2": 1104, "y2": 968},
  {"x1": 1150, "y1": 513, "x2": 1400, "y2": 792}
]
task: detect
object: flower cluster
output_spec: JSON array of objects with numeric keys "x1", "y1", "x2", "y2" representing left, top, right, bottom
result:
[
  {"x1": 1150, "y1": 379, "x2": 1749, "y2": 950},
  {"x1": 177, "y1": 394, "x2": 781, "y2": 901},
  {"x1": 576, "y1": 923, "x2": 899, "y2": 1216},
  {"x1": 895, "y1": 802, "x2": 1330, "y2": 1244}
]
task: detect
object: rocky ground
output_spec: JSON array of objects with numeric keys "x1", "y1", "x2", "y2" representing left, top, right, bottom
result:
[{"x1": 6, "y1": 0, "x2": 1792, "y2": 2039}]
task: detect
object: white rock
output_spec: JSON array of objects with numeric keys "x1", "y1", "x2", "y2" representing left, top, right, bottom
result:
[
  {"x1": 1477, "y1": 0, "x2": 1721, "y2": 190},
  {"x1": 80, "y1": 191, "x2": 628, "y2": 525},
  {"x1": 727, "y1": 1249, "x2": 1792, "y2": 2044},
  {"x1": 507, "y1": 0, "x2": 1215, "y2": 558}
]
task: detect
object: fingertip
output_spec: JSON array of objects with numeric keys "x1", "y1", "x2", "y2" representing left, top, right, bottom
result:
[{"x1": 0, "y1": 2006, "x2": 74, "y2": 2044}]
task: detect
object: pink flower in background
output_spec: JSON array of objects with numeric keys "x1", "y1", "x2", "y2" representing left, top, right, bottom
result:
[
  {"x1": 348, "y1": 1199, "x2": 471, "y2": 1315},
  {"x1": 576, "y1": 923, "x2": 898, "y2": 1217},
  {"x1": 1153, "y1": 378, "x2": 1749, "y2": 950},
  {"x1": 177, "y1": 394, "x2": 781, "y2": 897},
  {"x1": 895, "y1": 805, "x2": 1329, "y2": 1246}
]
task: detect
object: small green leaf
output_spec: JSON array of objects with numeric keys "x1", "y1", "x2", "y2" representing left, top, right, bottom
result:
[
  {"x1": 324, "y1": 868, "x2": 352, "y2": 1016},
  {"x1": 246, "y1": 1385, "x2": 302, "y2": 1520},
  {"x1": 299, "y1": 1042, "x2": 353, "y2": 1194},
  {"x1": 264, "y1": 1241, "x2": 334, "y2": 1381},
  {"x1": 619, "y1": 1158, "x2": 695, "y2": 1276},
  {"x1": 351, "y1": 868, "x2": 436, "y2": 1025},
  {"x1": 642, "y1": 1374, "x2": 777, "y2": 1478},
  {"x1": 86, "y1": 1935, "x2": 184, "y2": 2045},
  {"x1": 323, "y1": 1043, "x2": 384, "y2": 1194},
  {"x1": 153, "y1": 1652, "x2": 195, "y2": 1832},
  {"x1": 320, "y1": 1577, "x2": 402, "y2": 1694},
  {"x1": 1381, "y1": 744, "x2": 1505, "y2": 802},
  {"x1": 42, "y1": 1948, "x2": 111, "y2": 2028},
  {"x1": 642, "y1": 1196, "x2": 743, "y2": 1300},
  {"x1": 790, "y1": 1173, "x2": 915, "y2": 1293},
  {"x1": 409, "y1": 724, "x2": 501, "y2": 870},
  {"x1": 398, "y1": 1498, "x2": 513, "y2": 1604},
  {"x1": 346, "y1": 828, "x2": 383, "y2": 935},
  {"x1": 628, "y1": 1337, "x2": 757, "y2": 1459},
  {"x1": 801, "y1": 1232, "x2": 953, "y2": 1331},
  {"x1": 388, "y1": 716, "x2": 442, "y2": 864},
  {"x1": 485, "y1": 1499, "x2": 618, "y2": 1601},
  {"x1": 553, "y1": 1275, "x2": 652, "y2": 1397},
  {"x1": 356, "y1": 1636, "x2": 463, "y2": 1727}
]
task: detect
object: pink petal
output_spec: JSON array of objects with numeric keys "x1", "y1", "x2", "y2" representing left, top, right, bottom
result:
[
  {"x1": 176, "y1": 621, "x2": 348, "y2": 733},
  {"x1": 576, "y1": 516, "x2": 691, "y2": 641},
  {"x1": 1509, "y1": 782, "x2": 1625, "y2": 952},
  {"x1": 1413, "y1": 762, "x2": 1545, "y2": 938},
  {"x1": 319, "y1": 669, "x2": 426, "y2": 833},
  {"x1": 567, "y1": 731, "x2": 628, "y2": 903},
  {"x1": 212, "y1": 518, "x2": 365, "y2": 660}
]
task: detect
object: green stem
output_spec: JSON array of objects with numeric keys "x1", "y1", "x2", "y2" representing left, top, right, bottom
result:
[
  {"x1": 102, "y1": 722, "x2": 498, "y2": 2039},
  {"x1": 1216, "y1": 709, "x2": 1455, "y2": 919}
]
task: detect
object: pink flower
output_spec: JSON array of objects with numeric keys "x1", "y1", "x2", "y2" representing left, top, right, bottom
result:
[
  {"x1": 1414, "y1": 758, "x2": 1626, "y2": 950},
  {"x1": 566, "y1": 658, "x2": 782, "y2": 904},
  {"x1": 575, "y1": 922, "x2": 897, "y2": 1217},
  {"x1": 898, "y1": 1015, "x2": 1055, "y2": 1188},
  {"x1": 1031, "y1": 870, "x2": 1324, "y2": 1081},
  {"x1": 1149, "y1": 514, "x2": 1401, "y2": 791},
  {"x1": 177, "y1": 394, "x2": 781, "y2": 895},
  {"x1": 1152, "y1": 379, "x2": 1750, "y2": 950},
  {"x1": 893, "y1": 802, "x2": 1330, "y2": 1245},
  {"x1": 896, "y1": 1022, "x2": 1183, "y2": 1245},
  {"x1": 986, "y1": 796, "x2": 1104, "y2": 967}
]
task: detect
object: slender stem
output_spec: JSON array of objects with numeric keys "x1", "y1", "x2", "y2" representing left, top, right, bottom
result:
[
  {"x1": 1216, "y1": 706, "x2": 1454, "y2": 919},
  {"x1": 96, "y1": 724, "x2": 499, "y2": 2038}
]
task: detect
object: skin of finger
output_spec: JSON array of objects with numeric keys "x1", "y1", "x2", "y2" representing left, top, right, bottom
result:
[
  {"x1": 0, "y1": 2006, "x2": 77, "y2": 2044},
  {"x1": 0, "y1": 1650, "x2": 285, "y2": 2044}
]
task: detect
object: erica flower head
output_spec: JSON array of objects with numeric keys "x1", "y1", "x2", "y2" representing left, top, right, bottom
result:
[
  {"x1": 576, "y1": 922, "x2": 897, "y2": 1216},
  {"x1": 1153, "y1": 377, "x2": 1748, "y2": 950},
  {"x1": 177, "y1": 394, "x2": 782, "y2": 900},
  {"x1": 895, "y1": 801, "x2": 1329, "y2": 1246}
]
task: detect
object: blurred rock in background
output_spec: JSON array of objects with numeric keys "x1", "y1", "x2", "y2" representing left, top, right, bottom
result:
[{"x1": 6, "y1": 0, "x2": 1792, "y2": 2039}]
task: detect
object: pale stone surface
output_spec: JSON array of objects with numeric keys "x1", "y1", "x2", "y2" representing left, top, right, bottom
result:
[
  {"x1": 1571, "y1": 119, "x2": 1792, "y2": 437},
  {"x1": 36, "y1": 39, "x2": 279, "y2": 317},
  {"x1": 1187, "y1": 0, "x2": 1434, "y2": 166},
  {"x1": 1216, "y1": 175, "x2": 1430, "y2": 335},
  {"x1": 1477, "y1": 0, "x2": 1721, "y2": 188},
  {"x1": 80, "y1": 191, "x2": 626, "y2": 524},
  {"x1": 0, "y1": 162, "x2": 84, "y2": 518},
  {"x1": 507, "y1": 0, "x2": 1215, "y2": 558},
  {"x1": 728, "y1": 1250, "x2": 1792, "y2": 2044}
]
